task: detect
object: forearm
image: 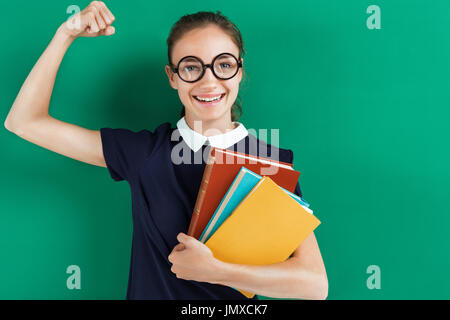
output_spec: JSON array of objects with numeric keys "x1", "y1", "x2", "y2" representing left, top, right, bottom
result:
[
  {"x1": 5, "y1": 25, "x2": 74, "y2": 131},
  {"x1": 213, "y1": 257, "x2": 328, "y2": 300}
]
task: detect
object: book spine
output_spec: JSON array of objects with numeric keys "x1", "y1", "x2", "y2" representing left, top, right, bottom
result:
[
  {"x1": 187, "y1": 152, "x2": 215, "y2": 238},
  {"x1": 215, "y1": 147, "x2": 294, "y2": 168}
]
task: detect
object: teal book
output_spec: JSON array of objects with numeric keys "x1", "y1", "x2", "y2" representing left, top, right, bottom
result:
[{"x1": 199, "y1": 166, "x2": 312, "y2": 243}]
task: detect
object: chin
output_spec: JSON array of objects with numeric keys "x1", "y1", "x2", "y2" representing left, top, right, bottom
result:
[{"x1": 188, "y1": 106, "x2": 231, "y2": 123}]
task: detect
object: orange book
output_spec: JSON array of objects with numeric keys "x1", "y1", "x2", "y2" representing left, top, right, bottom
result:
[
  {"x1": 187, "y1": 147, "x2": 300, "y2": 239},
  {"x1": 205, "y1": 176, "x2": 321, "y2": 298}
]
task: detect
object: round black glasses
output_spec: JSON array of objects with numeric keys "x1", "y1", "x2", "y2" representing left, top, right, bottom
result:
[{"x1": 169, "y1": 52, "x2": 242, "y2": 83}]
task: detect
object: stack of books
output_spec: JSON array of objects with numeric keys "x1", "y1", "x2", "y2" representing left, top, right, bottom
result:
[{"x1": 187, "y1": 147, "x2": 321, "y2": 298}]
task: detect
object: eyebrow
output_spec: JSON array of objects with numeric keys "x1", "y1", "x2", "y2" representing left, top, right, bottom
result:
[
  {"x1": 180, "y1": 57, "x2": 199, "y2": 63},
  {"x1": 177, "y1": 53, "x2": 239, "y2": 64}
]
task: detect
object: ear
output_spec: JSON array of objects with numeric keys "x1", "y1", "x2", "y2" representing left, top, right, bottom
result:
[
  {"x1": 238, "y1": 57, "x2": 244, "y2": 83},
  {"x1": 165, "y1": 65, "x2": 178, "y2": 90}
]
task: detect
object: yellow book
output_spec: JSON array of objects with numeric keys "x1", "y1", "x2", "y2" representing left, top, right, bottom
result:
[{"x1": 205, "y1": 176, "x2": 321, "y2": 298}]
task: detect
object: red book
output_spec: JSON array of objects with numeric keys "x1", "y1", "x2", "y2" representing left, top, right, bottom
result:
[{"x1": 187, "y1": 147, "x2": 301, "y2": 239}]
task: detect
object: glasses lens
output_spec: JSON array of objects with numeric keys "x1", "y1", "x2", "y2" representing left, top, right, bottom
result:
[
  {"x1": 178, "y1": 57, "x2": 203, "y2": 82},
  {"x1": 213, "y1": 54, "x2": 238, "y2": 79}
]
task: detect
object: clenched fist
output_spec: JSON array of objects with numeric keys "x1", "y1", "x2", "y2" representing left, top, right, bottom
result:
[{"x1": 60, "y1": 1, "x2": 116, "y2": 38}]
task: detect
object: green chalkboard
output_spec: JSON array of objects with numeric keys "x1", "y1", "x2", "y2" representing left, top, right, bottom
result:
[{"x1": 1, "y1": 0, "x2": 449, "y2": 299}]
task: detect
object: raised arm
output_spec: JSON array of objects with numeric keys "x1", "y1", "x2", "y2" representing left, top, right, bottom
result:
[{"x1": 4, "y1": 1, "x2": 115, "y2": 167}]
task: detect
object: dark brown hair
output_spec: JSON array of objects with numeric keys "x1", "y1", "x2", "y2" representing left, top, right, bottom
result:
[{"x1": 166, "y1": 11, "x2": 246, "y2": 122}]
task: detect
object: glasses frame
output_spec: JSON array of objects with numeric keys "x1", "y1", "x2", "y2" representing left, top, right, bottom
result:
[{"x1": 169, "y1": 52, "x2": 242, "y2": 83}]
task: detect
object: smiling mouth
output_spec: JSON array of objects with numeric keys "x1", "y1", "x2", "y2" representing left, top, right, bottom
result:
[{"x1": 193, "y1": 93, "x2": 226, "y2": 104}]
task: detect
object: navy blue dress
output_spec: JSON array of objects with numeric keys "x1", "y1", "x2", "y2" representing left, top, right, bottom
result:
[{"x1": 100, "y1": 122, "x2": 303, "y2": 299}]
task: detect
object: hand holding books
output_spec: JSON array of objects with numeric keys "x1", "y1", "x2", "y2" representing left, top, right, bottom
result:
[{"x1": 187, "y1": 147, "x2": 321, "y2": 298}]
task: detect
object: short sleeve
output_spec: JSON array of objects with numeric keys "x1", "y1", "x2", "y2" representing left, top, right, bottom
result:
[{"x1": 100, "y1": 123, "x2": 171, "y2": 182}]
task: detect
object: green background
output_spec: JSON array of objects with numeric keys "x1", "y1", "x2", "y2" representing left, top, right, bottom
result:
[{"x1": 1, "y1": 0, "x2": 449, "y2": 299}]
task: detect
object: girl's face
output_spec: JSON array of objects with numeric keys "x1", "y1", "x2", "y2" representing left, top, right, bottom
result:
[{"x1": 165, "y1": 24, "x2": 243, "y2": 124}]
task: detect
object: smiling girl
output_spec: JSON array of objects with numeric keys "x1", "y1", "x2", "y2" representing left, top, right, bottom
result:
[{"x1": 5, "y1": 1, "x2": 328, "y2": 300}]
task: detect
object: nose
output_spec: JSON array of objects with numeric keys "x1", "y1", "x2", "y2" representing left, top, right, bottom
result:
[{"x1": 200, "y1": 65, "x2": 217, "y2": 82}]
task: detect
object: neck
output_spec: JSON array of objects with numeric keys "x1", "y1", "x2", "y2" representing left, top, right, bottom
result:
[{"x1": 185, "y1": 114, "x2": 237, "y2": 137}]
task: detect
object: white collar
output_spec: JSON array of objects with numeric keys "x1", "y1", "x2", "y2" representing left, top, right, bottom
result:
[{"x1": 176, "y1": 116, "x2": 248, "y2": 152}]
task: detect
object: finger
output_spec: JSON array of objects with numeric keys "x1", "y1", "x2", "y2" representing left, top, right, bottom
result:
[
  {"x1": 85, "y1": 11, "x2": 100, "y2": 33},
  {"x1": 91, "y1": 5, "x2": 107, "y2": 30},
  {"x1": 168, "y1": 249, "x2": 179, "y2": 262},
  {"x1": 177, "y1": 232, "x2": 186, "y2": 243},
  {"x1": 98, "y1": 1, "x2": 115, "y2": 24},
  {"x1": 101, "y1": 1, "x2": 115, "y2": 21},
  {"x1": 168, "y1": 243, "x2": 186, "y2": 262},
  {"x1": 98, "y1": 5, "x2": 112, "y2": 25},
  {"x1": 104, "y1": 25, "x2": 115, "y2": 36},
  {"x1": 174, "y1": 243, "x2": 186, "y2": 251},
  {"x1": 97, "y1": 25, "x2": 115, "y2": 37}
]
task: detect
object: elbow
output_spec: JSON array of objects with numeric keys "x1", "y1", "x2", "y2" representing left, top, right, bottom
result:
[
  {"x1": 4, "y1": 116, "x2": 26, "y2": 136},
  {"x1": 4, "y1": 112, "x2": 19, "y2": 132},
  {"x1": 4, "y1": 117, "x2": 14, "y2": 132},
  {"x1": 294, "y1": 272, "x2": 328, "y2": 300},
  {"x1": 315, "y1": 278, "x2": 328, "y2": 300},
  {"x1": 303, "y1": 277, "x2": 328, "y2": 300},
  {"x1": 315, "y1": 275, "x2": 329, "y2": 300}
]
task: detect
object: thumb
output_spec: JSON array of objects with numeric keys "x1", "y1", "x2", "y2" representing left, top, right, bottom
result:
[
  {"x1": 99, "y1": 25, "x2": 115, "y2": 36},
  {"x1": 177, "y1": 232, "x2": 195, "y2": 246}
]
